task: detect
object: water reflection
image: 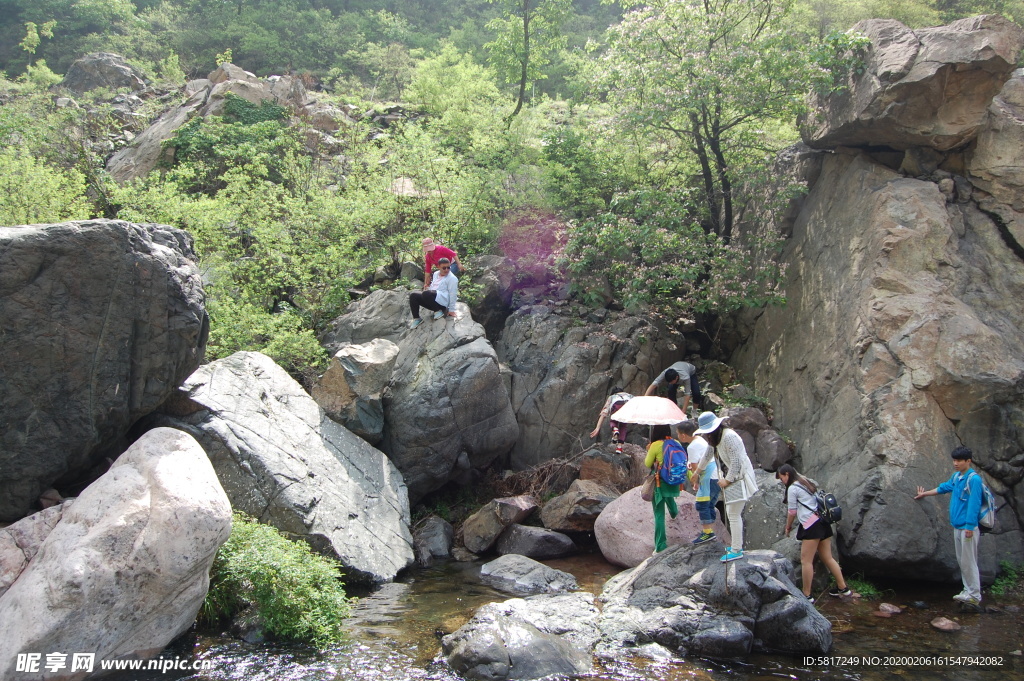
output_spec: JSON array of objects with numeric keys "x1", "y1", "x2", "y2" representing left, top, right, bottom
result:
[{"x1": 106, "y1": 553, "x2": 1022, "y2": 681}]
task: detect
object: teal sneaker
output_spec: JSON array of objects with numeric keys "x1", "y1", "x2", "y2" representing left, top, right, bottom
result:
[
  {"x1": 720, "y1": 548, "x2": 743, "y2": 562},
  {"x1": 409, "y1": 318, "x2": 423, "y2": 329},
  {"x1": 433, "y1": 310, "x2": 445, "y2": 320}
]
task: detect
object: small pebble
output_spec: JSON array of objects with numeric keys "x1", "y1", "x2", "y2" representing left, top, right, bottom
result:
[
  {"x1": 930, "y1": 616, "x2": 961, "y2": 632},
  {"x1": 910, "y1": 600, "x2": 929, "y2": 609},
  {"x1": 878, "y1": 602, "x2": 902, "y2": 614}
]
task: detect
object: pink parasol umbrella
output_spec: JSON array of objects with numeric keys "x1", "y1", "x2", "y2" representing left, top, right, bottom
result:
[{"x1": 608, "y1": 396, "x2": 686, "y2": 425}]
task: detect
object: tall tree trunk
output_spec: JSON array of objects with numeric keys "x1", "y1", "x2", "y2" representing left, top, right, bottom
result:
[
  {"x1": 708, "y1": 129, "x2": 732, "y2": 243},
  {"x1": 507, "y1": 0, "x2": 532, "y2": 125},
  {"x1": 689, "y1": 112, "x2": 720, "y2": 236}
]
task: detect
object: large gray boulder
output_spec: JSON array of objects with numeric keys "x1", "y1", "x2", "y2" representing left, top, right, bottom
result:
[
  {"x1": 731, "y1": 147, "x2": 1024, "y2": 580},
  {"x1": 442, "y1": 592, "x2": 599, "y2": 681},
  {"x1": 0, "y1": 220, "x2": 207, "y2": 522},
  {"x1": 0, "y1": 428, "x2": 231, "y2": 679},
  {"x1": 801, "y1": 16, "x2": 1024, "y2": 151},
  {"x1": 597, "y1": 546, "x2": 832, "y2": 657},
  {"x1": 496, "y1": 305, "x2": 684, "y2": 469},
  {"x1": 150, "y1": 351, "x2": 414, "y2": 583},
  {"x1": 61, "y1": 52, "x2": 147, "y2": 93},
  {"x1": 322, "y1": 289, "x2": 519, "y2": 503}
]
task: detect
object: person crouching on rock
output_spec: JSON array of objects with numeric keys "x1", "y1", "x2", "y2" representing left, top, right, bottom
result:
[
  {"x1": 409, "y1": 257, "x2": 458, "y2": 329},
  {"x1": 645, "y1": 424, "x2": 682, "y2": 553},
  {"x1": 777, "y1": 463, "x2": 852, "y2": 604}
]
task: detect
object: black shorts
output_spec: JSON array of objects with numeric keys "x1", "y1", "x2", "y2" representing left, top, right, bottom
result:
[{"x1": 796, "y1": 517, "x2": 833, "y2": 541}]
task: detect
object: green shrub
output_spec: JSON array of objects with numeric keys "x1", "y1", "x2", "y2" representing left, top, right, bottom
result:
[
  {"x1": 990, "y1": 561, "x2": 1024, "y2": 597},
  {"x1": 203, "y1": 512, "x2": 351, "y2": 648},
  {"x1": 0, "y1": 148, "x2": 92, "y2": 225}
]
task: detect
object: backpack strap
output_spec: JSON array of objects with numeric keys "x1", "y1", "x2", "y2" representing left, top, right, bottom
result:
[{"x1": 793, "y1": 482, "x2": 819, "y2": 515}]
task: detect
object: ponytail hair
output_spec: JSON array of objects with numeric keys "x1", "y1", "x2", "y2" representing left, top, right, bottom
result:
[{"x1": 776, "y1": 463, "x2": 816, "y2": 497}]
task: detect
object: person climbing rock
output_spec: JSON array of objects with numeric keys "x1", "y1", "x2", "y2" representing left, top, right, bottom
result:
[
  {"x1": 409, "y1": 257, "x2": 458, "y2": 328},
  {"x1": 645, "y1": 361, "x2": 696, "y2": 415},
  {"x1": 778, "y1": 464, "x2": 852, "y2": 604},
  {"x1": 590, "y1": 388, "x2": 633, "y2": 453}
]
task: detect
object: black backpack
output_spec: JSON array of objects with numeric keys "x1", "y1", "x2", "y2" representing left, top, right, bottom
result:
[{"x1": 797, "y1": 483, "x2": 842, "y2": 524}]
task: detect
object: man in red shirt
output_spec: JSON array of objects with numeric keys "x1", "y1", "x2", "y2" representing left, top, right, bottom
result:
[{"x1": 422, "y1": 238, "x2": 464, "y2": 289}]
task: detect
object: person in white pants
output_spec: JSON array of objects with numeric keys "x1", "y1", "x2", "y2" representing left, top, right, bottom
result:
[
  {"x1": 693, "y1": 411, "x2": 758, "y2": 562},
  {"x1": 915, "y1": 446, "x2": 985, "y2": 605}
]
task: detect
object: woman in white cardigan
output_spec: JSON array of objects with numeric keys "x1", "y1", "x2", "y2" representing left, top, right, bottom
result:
[{"x1": 693, "y1": 411, "x2": 758, "y2": 562}]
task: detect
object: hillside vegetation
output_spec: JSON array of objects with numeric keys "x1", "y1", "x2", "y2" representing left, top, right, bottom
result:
[{"x1": 1, "y1": 0, "x2": 1018, "y2": 380}]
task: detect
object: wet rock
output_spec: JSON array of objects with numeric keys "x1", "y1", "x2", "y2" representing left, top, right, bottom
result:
[
  {"x1": 442, "y1": 592, "x2": 598, "y2": 680},
  {"x1": 879, "y1": 602, "x2": 903, "y2": 614},
  {"x1": 463, "y1": 496, "x2": 539, "y2": 554},
  {"x1": 480, "y1": 554, "x2": 578, "y2": 595},
  {"x1": 598, "y1": 546, "x2": 832, "y2": 656},
  {"x1": 496, "y1": 524, "x2": 576, "y2": 560},
  {"x1": 414, "y1": 515, "x2": 454, "y2": 567},
  {"x1": 931, "y1": 616, "x2": 962, "y2": 631}
]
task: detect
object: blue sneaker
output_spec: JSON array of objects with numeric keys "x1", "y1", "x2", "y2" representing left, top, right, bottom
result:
[
  {"x1": 432, "y1": 310, "x2": 445, "y2": 320},
  {"x1": 692, "y1": 531, "x2": 716, "y2": 545},
  {"x1": 720, "y1": 548, "x2": 743, "y2": 562},
  {"x1": 409, "y1": 318, "x2": 423, "y2": 329}
]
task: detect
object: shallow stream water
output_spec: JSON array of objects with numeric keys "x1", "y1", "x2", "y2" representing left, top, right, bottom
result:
[{"x1": 111, "y1": 550, "x2": 1022, "y2": 681}]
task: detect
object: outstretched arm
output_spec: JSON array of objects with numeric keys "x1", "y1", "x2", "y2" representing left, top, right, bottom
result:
[{"x1": 914, "y1": 486, "x2": 938, "y2": 499}]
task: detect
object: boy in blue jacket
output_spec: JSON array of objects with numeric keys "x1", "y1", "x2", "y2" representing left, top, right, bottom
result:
[{"x1": 914, "y1": 446, "x2": 984, "y2": 605}]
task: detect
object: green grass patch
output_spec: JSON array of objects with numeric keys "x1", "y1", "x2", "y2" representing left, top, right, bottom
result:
[
  {"x1": 202, "y1": 512, "x2": 351, "y2": 648},
  {"x1": 844, "y1": 574, "x2": 885, "y2": 599}
]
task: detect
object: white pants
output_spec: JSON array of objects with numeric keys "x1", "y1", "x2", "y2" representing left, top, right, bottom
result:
[
  {"x1": 726, "y1": 500, "x2": 746, "y2": 552},
  {"x1": 953, "y1": 529, "x2": 981, "y2": 601}
]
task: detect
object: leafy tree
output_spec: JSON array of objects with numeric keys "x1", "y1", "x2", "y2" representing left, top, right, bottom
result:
[
  {"x1": 486, "y1": 0, "x2": 572, "y2": 123},
  {"x1": 595, "y1": 0, "x2": 816, "y2": 243},
  {"x1": 561, "y1": 187, "x2": 786, "y2": 313}
]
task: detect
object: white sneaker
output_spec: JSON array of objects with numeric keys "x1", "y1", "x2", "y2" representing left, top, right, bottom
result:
[{"x1": 952, "y1": 592, "x2": 971, "y2": 602}]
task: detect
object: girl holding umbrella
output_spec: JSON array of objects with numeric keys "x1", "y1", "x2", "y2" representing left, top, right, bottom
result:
[
  {"x1": 612, "y1": 396, "x2": 689, "y2": 554},
  {"x1": 693, "y1": 411, "x2": 758, "y2": 562}
]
